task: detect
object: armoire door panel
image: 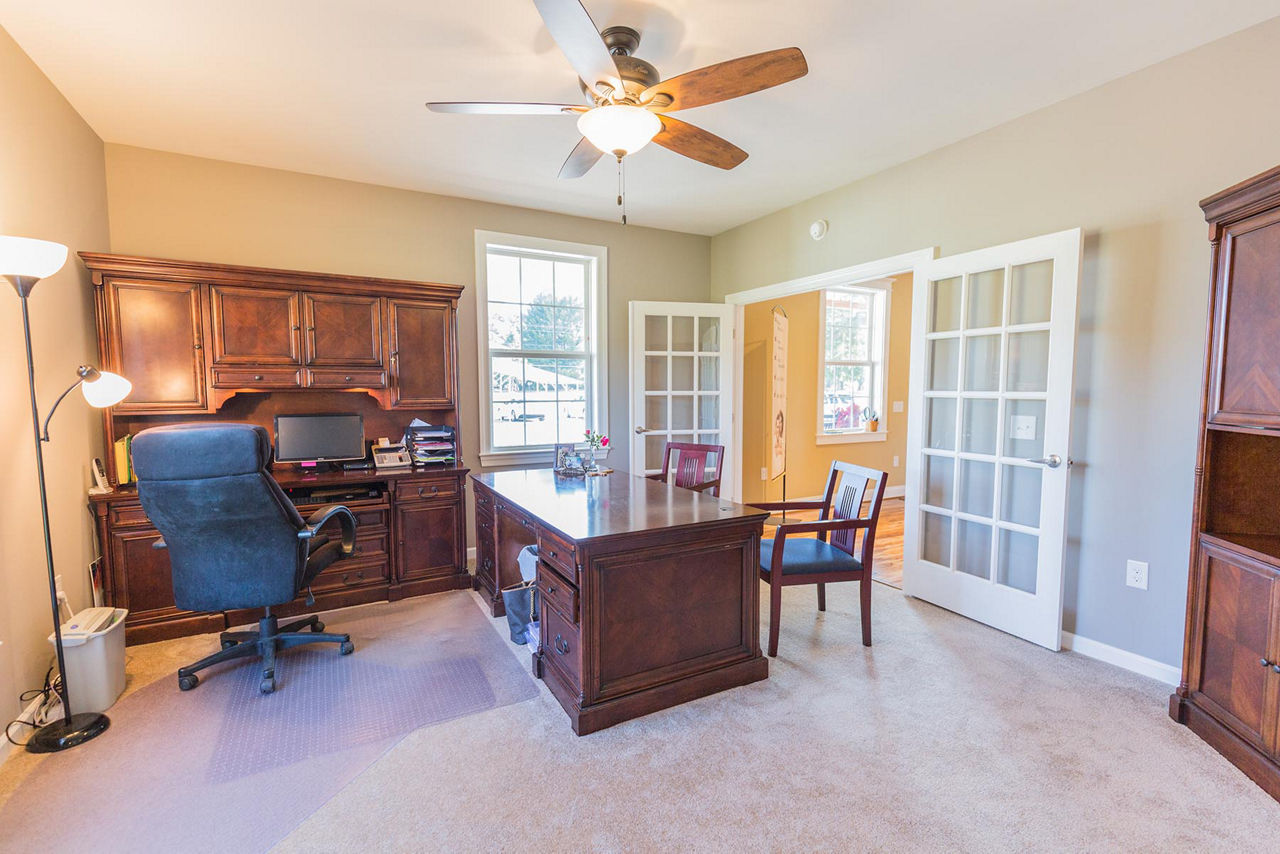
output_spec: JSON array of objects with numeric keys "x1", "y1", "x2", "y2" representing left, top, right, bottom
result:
[
  {"x1": 210, "y1": 286, "x2": 301, "y2": 366},
  {"x1": 107, "y1": 279, "x2": 207, "y2": 412},
  {"x1": 305, "y1": 293, "x2": 383, "y2": 367},
  {"x1": 388, "y1": 299, "x2": 455, "y2": 408}
]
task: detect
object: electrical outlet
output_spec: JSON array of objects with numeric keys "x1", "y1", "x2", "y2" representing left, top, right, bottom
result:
[
  {"x1": 893, "y1": 455, "x2": 900, "y2": 467},
  {"x1": 1126, "y1": 560, "x2": 1148, "y2": 590},
  {"x1": 892, "y1": 400, "x2": 904, "y2": 413},
  {"x1": 760, "y1": 467, "x2": 767, "y2": 481}
]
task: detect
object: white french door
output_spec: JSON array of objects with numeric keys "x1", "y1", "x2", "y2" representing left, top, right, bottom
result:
[
  {"x1": 629, "y1": 302, "x2": 736, "y2": 496},
  {"x1": 903, "y1": 228, "x2": 1082, "y2": 650}
]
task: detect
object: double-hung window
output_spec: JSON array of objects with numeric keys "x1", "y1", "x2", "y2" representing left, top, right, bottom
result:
[
  {"x1": 475, "y1": 231, "x2": 607, "y2": 467},
  {"x1": 819, "y1": 285, "x2": 889, "y2": 441}
]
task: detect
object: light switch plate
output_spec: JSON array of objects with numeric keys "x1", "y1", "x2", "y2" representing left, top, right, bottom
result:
[
  {"x1": 892, "y1": 400, "x2": 904, "y2": 413},
  {"x1": 1011, "y1": 414, "x2": 1037, "y2": 440}
]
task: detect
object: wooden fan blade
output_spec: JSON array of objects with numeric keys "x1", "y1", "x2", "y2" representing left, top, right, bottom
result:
[
  {"x1": 533, "y1": 0, "x2": 622, "y2": 97},
  {"x1": 641, "y1": 47, "x2": 808, "y2": 113},
  {"x1": 652, "y1": 115, "x2": 748, "y2": 170},
  {"x1": 559, "y1": 137, "x2": 604, "y2": 178},
  {"x1": 426, "y1": 102, "x2": 585, "y2": 115}
]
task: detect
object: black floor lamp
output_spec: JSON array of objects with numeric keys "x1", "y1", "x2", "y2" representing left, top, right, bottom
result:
[{"x1": 2, "y1": 235, "x2": 132, "y2": 753}]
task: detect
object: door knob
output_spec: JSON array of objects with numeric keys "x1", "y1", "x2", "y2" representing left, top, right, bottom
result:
[
  {"x1": 635, "y1": 426, "x2": 653, "y2": 434},
  {"x1": 1025, "y1": 454, "x2": 1062, "y2": 468}
]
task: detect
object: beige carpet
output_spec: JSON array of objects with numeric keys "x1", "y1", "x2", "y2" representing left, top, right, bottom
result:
[{"x1": 4, "y1": 582, "x2": 1277, "y2": 851}]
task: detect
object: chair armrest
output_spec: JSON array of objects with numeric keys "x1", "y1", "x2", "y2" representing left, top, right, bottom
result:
[
  {"x1": 151, "y1": 537, "x2": 167, "y2": 550},
  {"x1": 645, "y1": 473, "x2": 667, "y2": 483},
  {"x1": 299, "y1": 503, "x2": 357, "y2": 556},
  {"x1": 751, "y1": 500, "x2": 826, "y2": 512},
  {"x1": 689, "y1": 478, "x2": 721, "y2": 494},
  {"x1": 771, "y1": 517, "x2": 873, "y2": 538}
]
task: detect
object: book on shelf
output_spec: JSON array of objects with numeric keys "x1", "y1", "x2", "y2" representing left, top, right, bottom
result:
[{"x1": 113, "y1": 433, "x2": 134, "y2": 484}]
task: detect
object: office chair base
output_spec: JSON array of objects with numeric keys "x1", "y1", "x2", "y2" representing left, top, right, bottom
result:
[
  {"x1": 177, "y1": 613, "x2": 352, "y2": 693},
  {"x1": 26, "y1": 712, "x2": 111, "y2": 753}
]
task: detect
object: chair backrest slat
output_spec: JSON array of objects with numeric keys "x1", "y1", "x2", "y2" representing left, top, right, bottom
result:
[
  {"x1": 656, "y1": 441, "x2": 725, "y2": 497},
  {"x1": 820, "y1": 461, "x2": 888, "y2": 562}
]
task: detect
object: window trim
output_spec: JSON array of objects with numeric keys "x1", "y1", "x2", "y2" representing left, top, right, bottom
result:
[
  {"x1": 474, "y1": 230, "x2": 608, "y2": 468},
  {"x1": 816, "y1": 281, "x2": 892, "y2": 442}
]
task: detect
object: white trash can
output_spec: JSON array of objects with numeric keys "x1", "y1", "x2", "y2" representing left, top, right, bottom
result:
[{"x1": 49, "y1": 607, "x2": 128, "y2": 714}]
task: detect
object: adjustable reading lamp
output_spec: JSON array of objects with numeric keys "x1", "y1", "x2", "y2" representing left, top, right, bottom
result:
[{"x1": 2, "y1": 235, "x2": 132, "y2": 753}]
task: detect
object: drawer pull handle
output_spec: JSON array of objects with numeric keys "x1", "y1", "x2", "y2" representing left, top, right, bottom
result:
[
  {"x1": 546, "y1": 584, "x2": 556, "y2": 596},
  {"x1": 253, "y1": 374, "x2": 263, "y2": 381},
  {"x1": 418, "y1": 485, "x2": 439, "y2": 498},
  {"x1": 342, "y1": 570, "x2": 365, "y2": 586},
  {"x1": 554, "y1": 634, "x2": 570, "y2": 655},
  {"x1": 546, "y1": 549, "x2": 557, "y2": 559},
  {"x1": 1263, "y1": 658, "x2": 1278, "y2": 669}
]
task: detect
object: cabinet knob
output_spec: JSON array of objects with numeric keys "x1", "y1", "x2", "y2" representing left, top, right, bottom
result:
[
  {"x1": 253, "y1": 375, "x2": 263, "y2": 381},
  {"x1": 193, "y1": 343, "x2": 202, "y2": 350},
  {"x1": 345, "y1": 375, "x2": 353, "y2": 382},
  {"x1": 1263, "y1": 658, "x2": 1276, "y2": 668},
  {"x1": 292, "y1": 325, "x2": 300, "y2": 331}
]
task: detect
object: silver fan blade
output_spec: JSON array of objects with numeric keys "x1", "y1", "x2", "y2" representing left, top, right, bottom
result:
[{"x1": 533, "y1": 0, "x2": 622, "y2": 97}]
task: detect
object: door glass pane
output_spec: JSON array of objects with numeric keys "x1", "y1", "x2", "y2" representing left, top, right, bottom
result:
[
  {"x1": 645, "y1": 395, "x2": 667, "y2": 431},
  {"x1": 966, "y1": 269, "x2": 1004, "y2": 329},
  {"x1": 961, "y1": 399, "x2": 998, "y2": 455},
  {"x1": 957, "y1": 459, "x2": 995, "y2": 517},
  {"x1": 698, "y1": 316, "x2": 720, "y2": 352},
  {"x1": 698, "y1": 356, "x2": 720, "y2": 391},
  {"x1": 671, "y1": 356, "x2": 695, "y2": 391},
  {"x1": 1005, "y1": 399, "x2": 1046, "y2": 459},
  {"x1": 964, "y1": 335, "x2": 1000, "y2": 392},
  {"x1": 997, "y1": 528, "x2": 1038, "y2": 593},
  {"x1": 645, "y1": 434, "x2": 668, "y2": 470},
  {"x1": 645, "y1": 315, "x2": 667, "y2": 351},
  {"x1": 956, "y1": 519, "x2": 993, "y2": 579},
  {"x1": 921, "y1": 512, "x2": 951, "y2": 567},
  {"x1": 930, "y1": 277, "x2": 962, "y2": 332},
  {"x1": 645, "y1": 355, "x2": 667, "y2": 391},
  {"x1": 1007, "y1": 330, "x2": 1050, "y2": 392},
  {"x1": 923, "y1": 455, "x2": 954, "y2": 509},
  {"x1": 671, "y1": 395, "x2": 695, "y2": 430},
  {"x1": 1010, "y1": 260, "x2": 1053, "y2": 325},
  {"x1": 1000, "y1": 464, "x2": 1042, "y2": 528},
  {"x1": 672, "y1": 316, "x2": 695, "y2": 351},
  {"x1": 928, "y1": 338, "x2": 959, "y2": 391},
  {"x1": 698, "y1": 396, "x2": 718, "y2": 430},
  {"x1": 926, "y1": 398, "x2": 957, "y2": 450}
]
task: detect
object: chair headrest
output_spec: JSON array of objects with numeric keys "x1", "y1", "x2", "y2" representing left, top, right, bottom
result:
[{"x1": 131, "y1": 423, "x2": 272, "y2": 481}]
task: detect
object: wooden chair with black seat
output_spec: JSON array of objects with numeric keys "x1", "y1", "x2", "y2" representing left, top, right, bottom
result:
[
  {"x1": 753, "y1": 461, "x2": 889, "y2": 657},
  {"x1": 645, "y1": 441, "x2": 725, "y2": 497}
]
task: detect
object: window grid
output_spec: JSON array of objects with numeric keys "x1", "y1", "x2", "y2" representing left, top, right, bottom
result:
[{"x1": 820, "y1": 287, "x2": 887, "y2": 435}]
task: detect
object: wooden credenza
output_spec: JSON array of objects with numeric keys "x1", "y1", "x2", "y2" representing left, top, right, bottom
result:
[
  {"x1": 80, "y1": 252, "x2": 469, "y2": 644},
  {"x1": 473, "y1": 470, "x2": 770, "y2": 735},
  {"x1": 1171, "y1": 165, "x2": 1280, "y2": 800}
]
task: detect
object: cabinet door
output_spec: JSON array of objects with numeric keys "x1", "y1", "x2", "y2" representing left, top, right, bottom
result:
[
  {"x1": 1195, "y1": 543, "x2": 1279, "y2": 749},
  {"x1": 108, "y1": 527, "x2": 180, "y2": 621},
  {"x1": 209, "y1": 286, "x2": 301, "y2": 366},
  {"x1": 1210, "y1": 207, "x2": 1280, "y2": 428},
  {"x1": 106, "y1": 279, "x2": 208, "y2": 412},
  {"x1": 304, "y1": 293, "x2": 383, "y2": 367},
  {"x1": 387, "y1": 298, "x2": 455, "y2": 408},
  {"x1": 395, "y1": 499, "x2": 462, "y2": 581}
]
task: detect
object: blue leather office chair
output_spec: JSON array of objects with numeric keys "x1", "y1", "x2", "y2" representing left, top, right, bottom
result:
[{"x1": 132, "y1": 422, "x2": 358, "y2": 694}]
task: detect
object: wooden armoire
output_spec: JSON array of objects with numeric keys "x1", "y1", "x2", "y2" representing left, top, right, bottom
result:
[{"x1": 1171, "y1": 165, "x2": 1280, "y2": 800}]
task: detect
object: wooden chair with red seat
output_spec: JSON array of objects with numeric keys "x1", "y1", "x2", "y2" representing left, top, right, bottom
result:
[
  {"x1": 646, "y1": 441, "x2": 725, "y2": 497},
  {"x1": 753, "y1": 461, "x2": 889, "y2": 657}
]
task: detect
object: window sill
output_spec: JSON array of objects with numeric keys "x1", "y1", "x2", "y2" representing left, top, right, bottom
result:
[
  {"x1": 479, "y1": 448, "x2": 556, "y2": 469},
  {"x1": 814, "y1": 431, "x2": 887, "y2": 445}
]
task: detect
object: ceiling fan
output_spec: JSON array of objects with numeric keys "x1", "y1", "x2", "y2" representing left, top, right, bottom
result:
[{"x1": 427, "y1": 0, "x2": 808, "y2": 179}]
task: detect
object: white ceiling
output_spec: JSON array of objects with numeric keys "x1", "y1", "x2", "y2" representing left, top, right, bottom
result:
[{"x1": 3, "y1": 1, "x2": 1278, "y2": 235}]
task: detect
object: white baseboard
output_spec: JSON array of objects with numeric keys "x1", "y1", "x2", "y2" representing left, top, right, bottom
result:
[
  {"x1": 0, "y1": 693, "x2": 50, "y2": 767},
  {"x1": 1060, "y1": 631, "x2": 1180, "y2": 686},
  {"x1": 884, "y1": 485, "x2": 905, "y2": 499},
  {"x1": 466, "y1": 546, "x2": 476, "y2": 566}
]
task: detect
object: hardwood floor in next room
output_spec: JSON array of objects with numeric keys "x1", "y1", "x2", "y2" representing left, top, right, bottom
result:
[{"x1": 761, "y1": 497, "x2": 904, "y2": 588}]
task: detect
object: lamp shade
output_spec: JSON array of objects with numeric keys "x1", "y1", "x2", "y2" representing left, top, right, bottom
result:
[
  {"x1": 0, "y1": 236, "x2": 69, "y2": 280},
  {"x1": 576, "y1": 105, "x2": 661, "y2": 156},
  {"x1": 80, "y1": 371, "x2": 132, "y2": 408}
]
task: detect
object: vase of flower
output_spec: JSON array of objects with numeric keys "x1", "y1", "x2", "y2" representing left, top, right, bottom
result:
[{"x1": 583, "y1": 429, "x2": 609, "y2": 473}]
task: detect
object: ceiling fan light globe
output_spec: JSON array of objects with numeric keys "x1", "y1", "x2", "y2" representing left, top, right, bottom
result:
[{"x1": 577, "y1": 105, "x2": 661, "y2": 157}]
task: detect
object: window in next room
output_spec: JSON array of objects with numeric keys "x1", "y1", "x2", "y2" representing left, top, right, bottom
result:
[
  {"x1": 474, "y1": 231, "x2": 608, "y2": 467},
  {"x1": 819, "y1": 284, "x2": 889, "y2": 441}
]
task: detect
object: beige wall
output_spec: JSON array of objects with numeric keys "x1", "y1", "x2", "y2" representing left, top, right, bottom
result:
[
  {"x1": 741, "y1": 276, "x2": 912, "y2": 504},
  {"x1": 0, "y1": 28, "x2": 110, "y2": 727},
  {"x1": 711, "y1": 17, "x2": 1280, "y2": 667},
  {"x1": 103, "y1": 144, "x2": 712, "y2": 486}
]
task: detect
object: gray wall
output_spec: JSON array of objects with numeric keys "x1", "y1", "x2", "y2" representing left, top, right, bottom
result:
[{"x1": 709, "y1": 18, "x2": 1280, "y2": 667}]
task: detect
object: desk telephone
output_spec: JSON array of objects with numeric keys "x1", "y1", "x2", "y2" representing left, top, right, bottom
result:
[{"x1": 372, "y1": 438, "x2": 412, "y2": 469}]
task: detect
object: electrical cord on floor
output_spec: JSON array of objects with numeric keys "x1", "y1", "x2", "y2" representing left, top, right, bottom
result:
[{"x1": 4, "y1": 663, "x2": 62, "y2": 747}]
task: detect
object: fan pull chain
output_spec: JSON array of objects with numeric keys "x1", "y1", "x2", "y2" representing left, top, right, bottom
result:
[{"x1": 616, "y1": 154, "x2": 627, "y2": 226}]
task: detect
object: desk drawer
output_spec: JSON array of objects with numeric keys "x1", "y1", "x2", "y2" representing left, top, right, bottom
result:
[
  {"x1": 538, "y1": 528, "x2": 577, "y2": 581},
  {"x1": 311, "y1": 557, "x2": 389, "y2": 592},
  {"x1": 212, "y1": 367, "x2": 304, "y2": 389},
  {"x1": 308, "y1": 368, "x2": 387, "y2": 389},
  {"x1": 537, "y1": 564, "x2": 578, "y2": 623},
  {"x1": 473, "y1": 487, "x2": 494, "y2": 517},
  {"x1": 542, "y1": 602, "x2": 581, "y2": 689},
  {"x1": 108, "y1": 502, "x2": 150, "y2": 528},
  {"x1": 395, "y1": 477, "x2": 459, "y2": 503}
]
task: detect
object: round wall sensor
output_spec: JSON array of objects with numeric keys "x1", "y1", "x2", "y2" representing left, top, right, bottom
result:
[{"x1": 809, "y1": 219, "x2": 829, "y2": 241}]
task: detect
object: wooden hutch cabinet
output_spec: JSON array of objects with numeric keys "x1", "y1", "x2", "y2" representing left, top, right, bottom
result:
[
  {"x1": 1171, "y1": 165, "x2": 1280, "y2": 800},
  {"x1": 82, "y1": 252, "x2": 469, "y2": 645}
]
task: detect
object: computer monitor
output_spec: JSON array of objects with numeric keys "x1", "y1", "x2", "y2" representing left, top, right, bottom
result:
[{"x1": 274, "y1": 413, "x2": 366, "y2": 464}]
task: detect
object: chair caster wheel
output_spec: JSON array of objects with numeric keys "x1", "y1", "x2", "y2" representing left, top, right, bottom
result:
[
  {"x1": 311, "y1": 621, "x2": 325, "y2": 632},
  {"x1": 340, "y1": 641, "x2": 355, "y2": 655},
  {"x1": 260, "y1": 676, "x2": 275, "y2": 694},
  {"x1": 178, "y1": 673, "x2": 199, "y2": 691}
]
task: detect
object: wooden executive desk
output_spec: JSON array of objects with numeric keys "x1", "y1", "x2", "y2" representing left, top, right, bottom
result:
[{"x1": 471, "y1": 470, "x2": 770, "y2": 734}]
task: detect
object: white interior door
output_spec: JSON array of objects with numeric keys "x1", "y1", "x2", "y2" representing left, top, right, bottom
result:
[
  {"x1": 629, "y1": 302, "x2": 736, "y2": 496},
  {"x1": 903, "y1": 228, "x2": 1082, "y2": 650}
]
